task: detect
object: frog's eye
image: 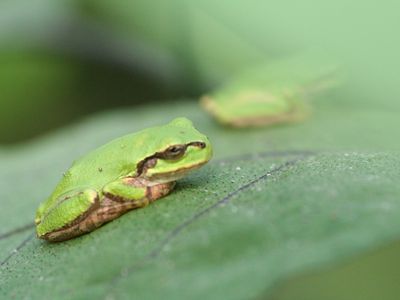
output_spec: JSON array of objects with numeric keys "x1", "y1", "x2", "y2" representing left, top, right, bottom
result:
[{"x1": 163, "y1": 145, "x2": 186, "y2": 159}]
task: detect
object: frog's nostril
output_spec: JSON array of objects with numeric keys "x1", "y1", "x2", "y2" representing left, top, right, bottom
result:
[{"x1": 199, "y1": 142, "x2": 206, "y2": 148}]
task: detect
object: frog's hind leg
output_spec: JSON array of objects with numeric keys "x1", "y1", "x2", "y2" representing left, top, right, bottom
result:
[
  {"x1": 36, "y1": 189, "x2": 100, "y2": 242},
  {"x1": 38, "y1": 179, "x2": 175, "y2": 242}
]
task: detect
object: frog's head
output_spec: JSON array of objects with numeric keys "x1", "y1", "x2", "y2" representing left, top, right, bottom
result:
[{"x1": 138, "y1": 117, "x2": 213, "y2": 183}]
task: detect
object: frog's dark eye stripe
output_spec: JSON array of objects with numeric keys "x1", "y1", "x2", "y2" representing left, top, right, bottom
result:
[{"x1": 188, "y1": 141, "x2": 206, "y2": 149}]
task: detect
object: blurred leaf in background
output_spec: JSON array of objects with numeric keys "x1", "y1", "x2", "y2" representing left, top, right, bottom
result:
[{"x1": 0, "y1": 0, "x2": 188, "y2": 144}]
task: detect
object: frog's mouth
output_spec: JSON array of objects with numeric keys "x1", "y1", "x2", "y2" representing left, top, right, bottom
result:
[
  {"x1": 137, "y1": 141, "x2": 210, "y2": 184},
  {"x1": 144, "y1": 160, "x2": 208, "y2": 184}
]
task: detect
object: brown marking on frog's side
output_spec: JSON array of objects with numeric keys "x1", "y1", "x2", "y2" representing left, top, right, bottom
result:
[{"x1": 40, "y1": 180, "x2": 175, "y2": 242}]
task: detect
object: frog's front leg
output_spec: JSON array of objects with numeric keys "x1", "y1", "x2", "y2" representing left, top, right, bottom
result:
[
  {"x1": 99, "y1": 177, "x2": 176, "y2": 222},
  {"x1": 81, "y1": 177, "x2": 175, "y2": 235}
]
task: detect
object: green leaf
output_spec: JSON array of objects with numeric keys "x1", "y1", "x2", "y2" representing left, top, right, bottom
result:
[{"x1": 1, "y1": 96, "x2": 400, "y2": 299}]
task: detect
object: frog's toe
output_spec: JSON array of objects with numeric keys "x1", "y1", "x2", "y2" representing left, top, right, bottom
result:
[
  {"x1": 36, "y1": 189, "x2": 99, "y2": 242},
  {"x1": 35, "y1": 202, "x2": 46, "y2": 225}
]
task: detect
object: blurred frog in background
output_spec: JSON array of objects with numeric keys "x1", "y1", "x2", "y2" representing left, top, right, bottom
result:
[{"x1": 200, "y1": 57, "x2": 339, "y2": 127}]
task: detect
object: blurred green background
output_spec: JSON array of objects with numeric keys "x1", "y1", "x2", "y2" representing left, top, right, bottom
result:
[
  {"x1": 1, "y1": 0, "x2": 400, "y2": 299},
  {"x1": 2, "y1": 0, "x2": 399, "y2": 144}
]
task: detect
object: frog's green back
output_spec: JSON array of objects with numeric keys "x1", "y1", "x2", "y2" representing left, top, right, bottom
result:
[{"x1": 47, "y1": 118, "x2": 208, "y2": 203}]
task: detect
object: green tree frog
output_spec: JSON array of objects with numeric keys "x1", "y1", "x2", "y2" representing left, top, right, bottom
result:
[
  {"x1": 201, "y1": 56, "x2": 338, "y2": 127},
  {"x1": 35, "y1": 117, "x2": 212, "y2": 242}
]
